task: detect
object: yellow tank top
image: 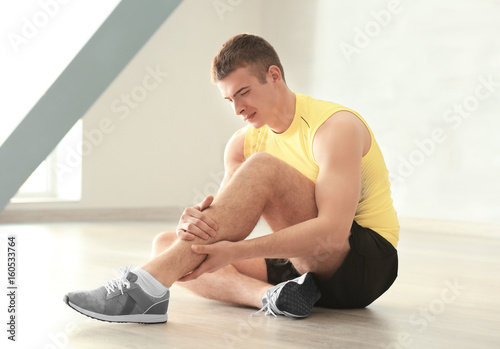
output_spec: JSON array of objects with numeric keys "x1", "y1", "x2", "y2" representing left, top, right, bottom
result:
[{"x1": 244, "y1": 93, "x2": 399, "y2": 248}]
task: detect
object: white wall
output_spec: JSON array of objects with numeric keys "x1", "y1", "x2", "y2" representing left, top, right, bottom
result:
[
  {"x1": 306, "y1": 0, "x2": 500, "y2": 223},
  {"x1": 7, "y1": 0, "x2": 500, "y2": 224}
]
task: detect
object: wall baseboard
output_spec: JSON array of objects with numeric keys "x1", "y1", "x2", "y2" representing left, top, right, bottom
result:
[
  {"x1": 398, "y1": 216, "x2": 500, "y2": 239},
  {"x1": 0, "y1": 207, "x2": 183, "y2": 223},
  {"x1": 1, "y1": 209, "x2": 498, "y2": 240}
]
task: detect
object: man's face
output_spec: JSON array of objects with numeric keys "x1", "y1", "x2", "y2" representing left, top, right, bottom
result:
[{"x1": 217, "y1": 66, "x2": 277, "y2": 128}]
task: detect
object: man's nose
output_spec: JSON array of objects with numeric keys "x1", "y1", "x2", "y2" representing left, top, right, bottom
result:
[{"x1": 233, "y1": 101, "x2": 245, "y2": 116}]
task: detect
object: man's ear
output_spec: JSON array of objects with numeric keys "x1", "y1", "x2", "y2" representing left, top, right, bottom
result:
[{"x1": 267, "y1": 65, "x2": 282, "y2": 84}]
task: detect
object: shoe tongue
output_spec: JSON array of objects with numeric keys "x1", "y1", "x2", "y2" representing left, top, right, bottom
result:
[{"x1": 127, "y1": 271, "x2": 138, "y2": 283}]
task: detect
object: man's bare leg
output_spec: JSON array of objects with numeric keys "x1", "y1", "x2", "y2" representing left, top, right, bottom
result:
[
  {"x1": 144, "y1": 153, "x2": 350, "y2": 307},
  {"x1": 141, "y1": 152, "x2": 320, "y2": 287},
  {"x1": 151, "y1": 230, "x2": 270, "y2": 308},
  {"x1": 64, "y1": 153, "x2": 350, "y2": 322}
]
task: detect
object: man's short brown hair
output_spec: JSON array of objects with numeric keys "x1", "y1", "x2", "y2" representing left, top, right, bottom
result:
[{"x1": 211, "y1": 34, "x2": 285, "y2": 84}]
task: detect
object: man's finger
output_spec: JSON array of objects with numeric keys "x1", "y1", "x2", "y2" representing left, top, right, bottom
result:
[
  {"x1": 199, "y1": 195, "x2": 214, "y2": 211},
  {"x1": 176, "y1": 229, "x2": 195, "y2": 241},
  {"x1": 181, "y1": 213, "x2": 217, "y2": 237},
  {"x1": 185, "y1": 217, "x2": 217, "y2": 238},
  {"x1": 178, "y1": 209, "x2": 217, "y2": 238},
  {"x1": 191, "y1": 244, "x2": 207, "y2": 254},
  {"x1": 186, "y1": 207, "x2": 218, "y2": 232},
  {"x1": 178, "y1": 223, "x2": 210, "y2": 239}
]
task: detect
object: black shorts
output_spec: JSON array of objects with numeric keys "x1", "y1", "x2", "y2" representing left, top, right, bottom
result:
[{"x1": 265, "y1": 220, "x2": 398, "y2": 309}]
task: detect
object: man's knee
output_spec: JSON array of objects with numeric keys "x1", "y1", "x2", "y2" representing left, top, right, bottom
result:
[
  {"x1": 290, "y1": 257, "x2": 321, "y2": 275},
  {"x1": 152, "y1": 231, "x2": 178, "y2": 251},
  {"x1": 226, "y1": 153, "x2": 283, "y2": 193},
  {"x1": 245, "y1": 152, "x2": 282, "y2": 169},
  {"x1": 290, "y1": 238, "x2": 351, "y2": 277},
  {"x1": 244, "y1": 153, "x2": 286, "y2": 176},
  {"x1": 242, "y1": 152, "x2": 295, "y2": 185}
]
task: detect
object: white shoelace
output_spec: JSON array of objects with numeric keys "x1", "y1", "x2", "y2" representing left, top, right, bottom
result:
[
  {"x1": 252, "y1": 287, "x2": 281, "y2": 317},
  {"x1": 104, "y1": 266, "x2": 132, "y2": 295}
]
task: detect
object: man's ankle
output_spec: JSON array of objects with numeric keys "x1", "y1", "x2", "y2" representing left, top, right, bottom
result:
[{"x1": 133, "y1": 267, "x2": 169, "y2": 297}]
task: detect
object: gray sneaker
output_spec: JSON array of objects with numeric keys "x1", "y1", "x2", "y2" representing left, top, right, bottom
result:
[
  {"x1": 254, "y1": 272, "x2": 321, "y2": 318},
  {"x1": 64, "y1": 267, "x2": 169, "y2": 324}
]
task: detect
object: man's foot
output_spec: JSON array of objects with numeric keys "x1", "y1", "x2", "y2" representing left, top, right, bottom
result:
[
  {"x1": 64, "y1": 267, "x2": 169, "y2": 324},
  {"x1": 255, "y1": 272, "x2": 321, "y2": 318}
]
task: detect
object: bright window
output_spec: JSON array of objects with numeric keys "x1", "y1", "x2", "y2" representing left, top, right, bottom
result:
[
  {"x1": 15, "y1": 157, "x2": 56, "y2": 198},
  {"x1": 12, "y1": 120, "x2": 82, "y2": 202}
]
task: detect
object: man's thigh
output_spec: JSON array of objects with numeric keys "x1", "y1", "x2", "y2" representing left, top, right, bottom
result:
[
  {"x1": 257, "y1": 154, "x2": 350, "y2": 279},
  {"x1": 258, "y1": 155, "x2": 318, "y2": 233}
]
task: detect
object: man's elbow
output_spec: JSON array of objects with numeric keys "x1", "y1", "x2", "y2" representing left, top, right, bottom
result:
[{"x1": 314, "y1": 218, "x2": 351, "y2": 254}]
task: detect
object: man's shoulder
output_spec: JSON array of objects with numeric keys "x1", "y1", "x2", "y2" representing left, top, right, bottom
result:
[
  {"x1": 297, "y1": 93, "x2": 342, "y2": 108},
  {"x1": 314, "y1": 111, "x2": 372, "y2": 158},
  {"x1": 227, "y1": 127, "x2": 247, "y2": 149},
  {"x1": 296, "y1": 93, "x2": 346, "y2": 125},
  {"x1": 225, "y1": 127, "x2": 247, "y2": 163}
]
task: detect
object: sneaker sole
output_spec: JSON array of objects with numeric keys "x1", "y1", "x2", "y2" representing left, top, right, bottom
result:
[
  {"x1": 63, "y1": 295, "x2": 168, "y2": 324},
  {"x1": 276, "y1": 273, "x2": 321, "y2": 318}
]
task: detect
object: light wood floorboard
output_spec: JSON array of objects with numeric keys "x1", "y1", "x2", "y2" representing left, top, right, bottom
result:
[{"x1": 0, "y1": 219, "x2": 499, "y2": 348}]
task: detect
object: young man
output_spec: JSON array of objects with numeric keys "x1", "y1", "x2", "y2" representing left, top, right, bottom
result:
[{"x1": 64, "y1": 34, "x2": 399, "y2": 323}]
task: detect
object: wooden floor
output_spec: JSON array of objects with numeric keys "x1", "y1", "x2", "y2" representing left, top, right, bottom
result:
[{"x1": 0, "y1": 218, "x2": 499, "y2": 349}]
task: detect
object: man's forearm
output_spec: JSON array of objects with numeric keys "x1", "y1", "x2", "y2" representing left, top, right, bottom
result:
[{"x1": 235, "y1": 217, "x2": 350, "y2": 261}]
